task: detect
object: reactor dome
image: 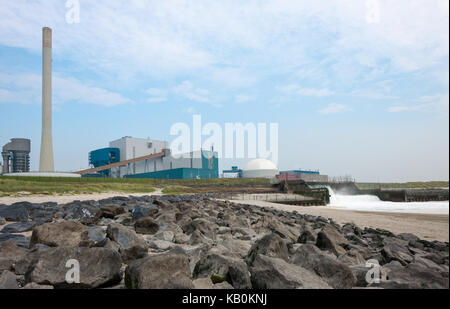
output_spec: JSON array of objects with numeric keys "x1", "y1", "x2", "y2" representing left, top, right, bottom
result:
[{"x1": 241, "y1": 159, "x2": 279, "y2": 178}]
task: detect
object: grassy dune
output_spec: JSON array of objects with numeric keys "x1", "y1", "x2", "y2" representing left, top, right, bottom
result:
[{"x1": 0, "y1": 176, "x2": 270, "y2": 197}]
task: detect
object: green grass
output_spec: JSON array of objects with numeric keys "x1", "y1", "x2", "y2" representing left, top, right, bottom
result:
[
  {"x1": 161, "y1": 185, "x2": 201, "y2": 195},
  {"x1": 356, "y1": 181, "x2": 449, "y2": 190},
  {"x1": 0, "y1": 176, "x2": 270, "y2": 197}
]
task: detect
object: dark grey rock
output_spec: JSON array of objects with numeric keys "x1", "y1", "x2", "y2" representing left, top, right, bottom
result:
[
  {"x1": 0, "y1": 204, "x2": 29, "y2": 222},
  {"x1": 193, "y1": 253, "x2": 251, "y2": 289},
  {"x1": 106, "y1": 223, "x2": 148, "y2": 261},
  {"x1": 0, "y1": 242, "x2": 29, "y2": 272},
  {"x1": 381, "y1": 237, "x2": 413, "y2": 266},
  {"x1": 291, "y1": 244, "x2": 355, "y2": 289},
  {"x1": 63, "y1": 203, "x2": 102, "y2": 225},
  {"x1": 29, "y1": 220, "x2": 89, "y2": 248},
  {"x1": 316, "y1": 225, "x2": 348, "y2": 256},
  {"x1": 247, "y1": 233, "x2": 289, "y2": 264},
  {"x1": 125, "y1": 249, "x2": 194, "y2": 289},
  {"x1": 26, "y1": 247, "x2": 122, "y2": 289},
  {"x1": 1, "y1": 222, "x2": 34, "y2": 233},
  {"x1": 249, "y1": 254, "x2": 331, "y2": 289},
  {"x1": 0, "y1": 270, "x2": 19, "y2": 289},
  {"x1": 134, "y1": 217, "x2": 159, "y2": 234}
]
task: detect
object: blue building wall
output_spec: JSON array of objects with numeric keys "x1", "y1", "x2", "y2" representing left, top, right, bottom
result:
[
  {"x1": 88, "y1": 147, "x2": 120, "y2": 177},
  {"x1": 125, "y1": 150, "x2": 219, "y2": 179}
]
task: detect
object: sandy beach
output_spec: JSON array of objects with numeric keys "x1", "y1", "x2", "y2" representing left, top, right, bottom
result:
[{"x1": 229, "y1": 199, "x2": 449, "y2": 242}]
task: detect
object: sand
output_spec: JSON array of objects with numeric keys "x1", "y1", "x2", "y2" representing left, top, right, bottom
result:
[{"x1": 228, "y1": 199, "x2": 449, "y2": 242}]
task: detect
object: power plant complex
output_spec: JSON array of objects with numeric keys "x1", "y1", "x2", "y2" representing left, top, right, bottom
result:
[{"x1": 0, "y1": 27, "x2": 329, "y2": 182}]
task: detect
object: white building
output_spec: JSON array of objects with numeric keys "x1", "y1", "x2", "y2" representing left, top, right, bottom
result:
[{"x1": 241, "y1": 158, "x2": 279, "y2": 178}]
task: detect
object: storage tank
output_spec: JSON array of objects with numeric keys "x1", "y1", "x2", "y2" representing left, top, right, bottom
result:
[
  {"x1": 2, "y1": 138, "x2": 31, "y2": 174},
  {"x1": 241, "y1": 158, "x2": 279, "y2": 178}
]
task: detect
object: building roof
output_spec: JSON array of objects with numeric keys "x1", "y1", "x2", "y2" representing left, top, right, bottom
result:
[{"x1": 243, "y1": 159, "x2": 278, "y2": 171}]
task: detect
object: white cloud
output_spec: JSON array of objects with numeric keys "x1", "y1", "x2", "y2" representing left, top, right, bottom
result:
[
  {"x1": 319, "y1": 103, "x2": 352, "y2": 114},
  {"x1": 235, "y1": 94, "x2": 253, "y2": 103},
  {"x1": 145, "y1": 88, "x2": 167, "y2": 103},
  {"x1": 388, "y1": 94, "x2": 449, "y2": 114},
  {"x1": 298, "y1": 88, "x2": 334, "y2": 97},
  {"x1": 173, "y1": 80, "x2": 212, "y2": 104},
  {"x1": 277, "y1": 84, "x2": 334, "y2": 97},
  {"x1": 0, "y1": 73, "x2": 130, "y2": 107}
]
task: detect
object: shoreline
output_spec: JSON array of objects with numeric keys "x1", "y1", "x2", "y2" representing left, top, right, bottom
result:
[{"x1": 228, "y1": 199, "x2": 449, "y2": 242}]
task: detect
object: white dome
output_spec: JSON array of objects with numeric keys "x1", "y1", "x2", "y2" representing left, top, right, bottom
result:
[
  {"x1": 242, "y1": 159, "x2": 278, "y2": 178},
  {"x1": 244, "y1": 159, "x2": 278, "y2": 171}
]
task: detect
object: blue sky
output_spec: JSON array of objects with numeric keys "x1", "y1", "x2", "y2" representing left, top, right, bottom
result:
[{"x1": 0, "y1": 0, "x2": 448, "y2": 182}]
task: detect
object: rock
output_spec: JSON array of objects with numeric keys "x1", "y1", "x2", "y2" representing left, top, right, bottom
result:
[
  {"x1": 316, "y1": 225, "x2": 348, "y2": 256},
  {"x1": 80, "y1": 226, "x2": 108, "y2": 248},
  {"x1": 63, "y1": 203, "x2": 102, "y2": 225},
  {"x1": 153, "y1": 231, "x2": 175, "y2": 242},
  {"x1": 100, "y1": 205, "x2": 125, "y2": 219},
  {"x1": 370, "y1": 279, "x2": 422, "y2": 289},
  {"x1": 190, "y1": 218, "x2": 218, "y2": 239},
  {"x1": 193, "y1": 253, "x2": 251, "y2": 289},
  {"x1": 148, "y1": 239, "x2": 174, "y2": 251},
  {"x1": 26, "y1": 247, "x2": 122, "y2": 289},
  {"x1": 249, "y1": 254, "x2": 331, "y2": 289},
  {"x1": 381, "y1": 237, "x2": 414, "y2": 266},
  {"x1": 14, "y1": 245, "x2": 51, "y2": 275},
  {"x1": 220, "y1": 238, "x2": 252, "y2": 258},
  {"x1": 350, "y1": 265, "x2": 388, "y2": 287},
  {"x1": 247, "y1": 233, "x2": 289, "y2": 263},
  {"x1": 386, "y1": 262, "x2": 449, "y2": 289},
  {"x1": 174, "y1": 232, "x2": 190, "y2": 244},
  {"x1": 298, "y1": 228, "x2": 317, "y2": 244},
  {"x1": 0, "y1": 217, "x2": 6, "y2": 225},
  {"x1": 28, "y1": 203, "x2": 59, "y2": 223},
  {"x1": 183, "y1": 244, "x2": 211, "y2": 275},
  {"x1": 0, "y1": 233, "x2": 25, "y2": 244},
  {"x1": 131, "y1": 205, "x2": 158, "y2": 220},
  {"x1": 0, "y1": 242, "x2": 29, "y2": 272},
  {"x1": 134, "y1": 217, "x2": 159, "y2": 235},
  {"x1": 193, "y1": 277, "x2": 234, "y2": 289},
  {"x1": 1, "y1": 222, "x2": 34, "y2": 233},
  {"x1": 22, "y1": 282, "x2": 54, "y2": 289},
  {"x1": 29, "y1": 220, "x2": 88, "y2": 248},
  {"x1": 189, "y1": 230, "x2": 213, "y2": 245},
  {"x1": 291, "y1": 244, "x2": 355, "y2": 289},
  {"x1": 125, "y1": 248, "x2": 194, "y2": 289},
  {"x1": 0, "y1": 204, "x2": 29, "y2": 222},
  {"x1": 114, "y1": 212, "x2": 133, "y2": 226},
  {"x1": 0, "y1": 270, "x2": 19, "y2": 289},
  {"x1": 338, "y1": 248, "x2": 366, "y2": 266},
  {"x1": 106, "y1": 223, "x2": 148, "y2": 261}
]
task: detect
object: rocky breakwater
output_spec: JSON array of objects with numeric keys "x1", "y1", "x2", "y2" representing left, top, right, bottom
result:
[{"x1": 0, "y1": 195, "x2": 448, "y2": 289}]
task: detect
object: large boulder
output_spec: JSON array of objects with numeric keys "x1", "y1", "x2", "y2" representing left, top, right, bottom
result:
[
  {"x1": 249, "y1": 254, "x2": 331, "y2": 289},
  {"x1": 381, "y1": 237, "x2": 414, "y2": 266},
  {"x1": 134, "y1": 217, "x2": 159, "y2": 235},
  {"x1": 385, "y1": 262, "x2": 449, "y2": 289},
  {"x1": 193, "y1": 253, "x2": 251, "y2": 289},
  {"x1": 1, "y1": 222, "x2": 34, "y2": 233},
  {"x1": 125, "y1": 248, "x2": 194, "y2": 289},
  {"x1": 291, "y1": 244, "x2": 355, "y2": 289},
  {"x1": 247, "y1": 233, "x2": 289, "y2": 263},
  {"x1": 0, "y1": 242, "x2": 29, "y2": 272},
  {"x1": 0, "y1": 270, "x2": 19, "y2": 289},
  {"x1": 106, "y1": 223, "x2": 148, "y2": 261},
  {"x1": 28, "y1": 203, "x2": 59, "y2": 223},
  {"x1": 63, "y1": 203, "x2": 102, "y2": 225},
  {"x1": 25, "y1": 247, "x2": 122, "y2": 289},
  {"x1": 316, "y1": 225, "x2": 348, "y2": 256},
  {"x1": 0, "y1": 204, "x2": 29, "y2": 222},
  {"x1": 29, "y1": 220, "x2": 88, "y2": 248},
  {"x1": 100, "y1": 205, "x2": 125, "y2": 219}
]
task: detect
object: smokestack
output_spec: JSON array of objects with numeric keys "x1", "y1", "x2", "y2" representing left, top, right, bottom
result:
[{"x1": 39, "y1": 27, "x2": 55, "y2": 172}]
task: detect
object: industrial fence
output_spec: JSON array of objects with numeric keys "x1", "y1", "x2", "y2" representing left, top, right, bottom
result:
[{"x1": 227, "y1": 193, "x2": 313, "y2": 202}]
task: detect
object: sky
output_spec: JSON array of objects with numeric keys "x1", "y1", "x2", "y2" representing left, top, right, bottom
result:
[{"x1": 0, "y1": 0, "x2": 448, "y2": 182}]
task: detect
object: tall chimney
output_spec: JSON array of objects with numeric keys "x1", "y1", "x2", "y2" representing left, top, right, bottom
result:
[{"x1": 39, "y1": 27, "x2": 55, "y2": 172}]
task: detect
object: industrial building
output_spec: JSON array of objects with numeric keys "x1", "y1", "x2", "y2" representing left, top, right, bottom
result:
[
  {"x1": 277, "y1": 170, "x2": 329, "y2": 183},
  {"x1": 1, "y1": 138, "x2": 31, "y2": 174},
  {"x1": 84, "y1": 136, "x2": 218, "y2": 179}
]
